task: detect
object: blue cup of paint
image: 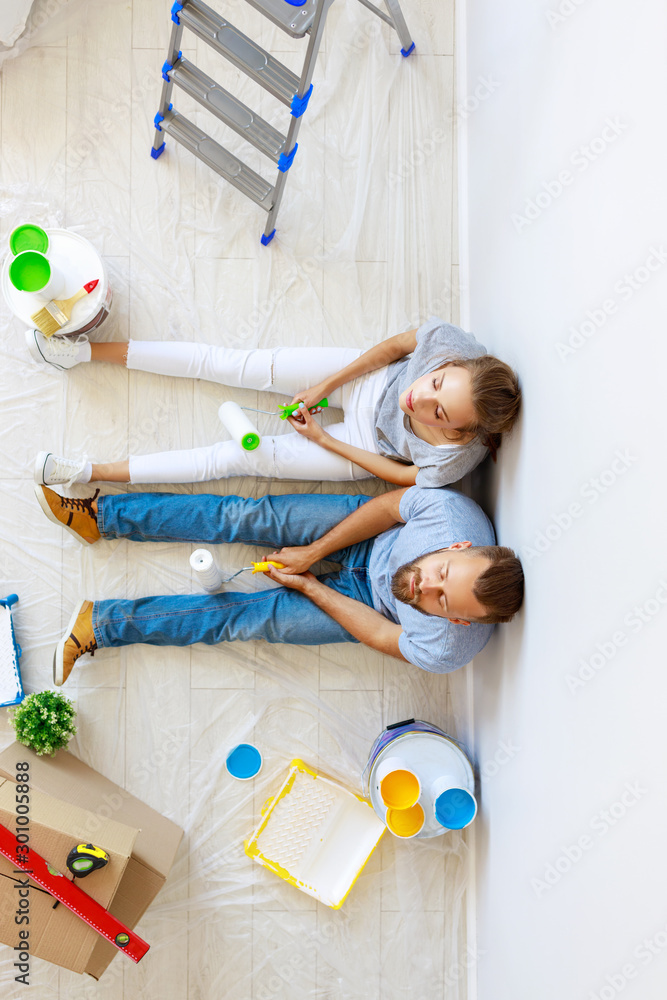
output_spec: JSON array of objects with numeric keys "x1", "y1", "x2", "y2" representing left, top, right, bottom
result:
[
  {"x1": 226, "y1": 743, "x2": 262, "y2": 780},
  {"x1": 433, "y1": 786, "x2": 477, "y2": 830}
]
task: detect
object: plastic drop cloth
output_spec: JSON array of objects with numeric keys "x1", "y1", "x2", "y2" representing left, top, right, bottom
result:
[{"x1": 0, "y1": 0, "x2": 472, "y2": 997}]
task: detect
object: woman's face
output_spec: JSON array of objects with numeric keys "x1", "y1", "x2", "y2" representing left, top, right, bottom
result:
[{"x1": 399, "y1": 365, "x2": 476, "y2": 429}]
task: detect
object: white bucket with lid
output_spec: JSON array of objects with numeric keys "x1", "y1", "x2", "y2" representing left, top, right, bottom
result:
[{"x1": 2, "y1": 227, "x2": 112, "y2": 336}]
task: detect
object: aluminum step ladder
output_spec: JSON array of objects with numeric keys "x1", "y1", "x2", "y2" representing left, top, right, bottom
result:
[{"x1": 152, "y1": 0, "x2": 414, "y2": 244}]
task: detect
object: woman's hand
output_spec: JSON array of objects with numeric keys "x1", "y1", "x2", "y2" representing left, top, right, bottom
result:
[
  {"x1": 265, "y1": 546, "x2": 315, "y2": 576},
  {"x1": 289, "y1": 384, "x2": 328, "y2": 419},
  {"x1": 287, "y1": 404, "x2": 328, "y2": 444},
  {"x1": 266, "y1": 565, "x2": 317, "y2": 593}
]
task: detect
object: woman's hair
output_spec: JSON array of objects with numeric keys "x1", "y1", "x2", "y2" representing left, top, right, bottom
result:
[{"x1": 450, "y1": 356, "x2": 521, "y2": 460}]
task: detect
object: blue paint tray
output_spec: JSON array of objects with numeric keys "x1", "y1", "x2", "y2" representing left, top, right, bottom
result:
[{"x1": 0, "y1": 595, "x2": 25, "y2": 708}]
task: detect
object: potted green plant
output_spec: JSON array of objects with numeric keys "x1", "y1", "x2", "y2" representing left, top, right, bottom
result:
[{"x1": 8, "y1": 690, "x2": 77, "y2": 757}]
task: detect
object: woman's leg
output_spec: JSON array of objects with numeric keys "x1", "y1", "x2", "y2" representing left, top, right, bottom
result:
[
  {"x1": 123, "y1": 426, "x2": 375, "y2": 485},
  {"x1": 89, "y1": 343, "x2": 129, "y2": 365},
  {"x1": 124, "y1": 341, "x2": 363, "y2": 403},
  {"x1": 89, "y1": 459, "x2": 130, "y2": 482}
]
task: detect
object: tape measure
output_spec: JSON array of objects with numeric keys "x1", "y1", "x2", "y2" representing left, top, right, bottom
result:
[{"x1": 67, "y1": 843, "x2": 109, "y2": 878}]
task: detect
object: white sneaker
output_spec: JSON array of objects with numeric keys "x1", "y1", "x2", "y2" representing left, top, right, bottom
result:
[
  {"x1": 34, "y1": 451, "x2": 88, "y2": 487},
  {"x1": 25, "y1": 329, "x2": 89, "y2": 371}
]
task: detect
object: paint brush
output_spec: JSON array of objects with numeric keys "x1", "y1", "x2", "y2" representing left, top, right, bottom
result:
[{"x1": 30, "y1": 279, "x2": 99, "y2": 337}]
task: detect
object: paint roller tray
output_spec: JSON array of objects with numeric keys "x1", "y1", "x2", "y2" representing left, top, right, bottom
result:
[{"x1": 245, "y1": 759, "x2": 385, "y2": 909}]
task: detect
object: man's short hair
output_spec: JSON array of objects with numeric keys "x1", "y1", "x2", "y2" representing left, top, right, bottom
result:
[{"x1": 467, "y1": 545, "x2": 524, "y2": 624}]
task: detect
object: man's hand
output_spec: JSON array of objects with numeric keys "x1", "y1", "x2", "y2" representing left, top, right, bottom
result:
[
  {"x1": 286, "y1": 404, "x2": 328, "y2": 444},
  {"x1": 265, "y1": 564, "x2": 317, "y2": 592},
  {"x1": 265, "y1": 565, "x2": 407, "y2": 661},
  {"x1": 265, "y1": 546, "x2": 315, "y2": 576}
]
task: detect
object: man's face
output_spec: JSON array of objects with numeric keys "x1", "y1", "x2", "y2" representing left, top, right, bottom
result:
[{"x1": 391, "y1": 543, "x2": 492, "y2": 624}]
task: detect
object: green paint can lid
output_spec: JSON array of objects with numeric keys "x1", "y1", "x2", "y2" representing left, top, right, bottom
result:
[{"x1": 9, "y1": 224, "x2": 49, "y2": 255}]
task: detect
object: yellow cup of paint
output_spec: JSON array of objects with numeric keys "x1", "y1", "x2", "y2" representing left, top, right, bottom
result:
[
  {"x1": 386, "y1": 803, "x2": 425, "y2": 838},
  {"x1": 378, "y1": 761, "x2": 421, "y2": 810}
]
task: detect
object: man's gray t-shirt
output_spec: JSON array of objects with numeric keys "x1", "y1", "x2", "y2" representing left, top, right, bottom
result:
[
  {"x1": 373, "y1": 316, "x2": 489, "y2": 488},
  {"x1": 368, "y1": 487, "x2": 495, "y2": 672}
]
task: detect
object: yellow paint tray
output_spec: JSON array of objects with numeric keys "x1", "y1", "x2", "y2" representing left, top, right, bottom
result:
[{"x1": 245, "y1": 759, "x2": 385, "y2": 909}]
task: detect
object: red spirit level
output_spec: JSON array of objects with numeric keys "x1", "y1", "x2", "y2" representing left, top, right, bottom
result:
[{"x1": 0, "y1": 823, "x2": 149, "y2": 962}]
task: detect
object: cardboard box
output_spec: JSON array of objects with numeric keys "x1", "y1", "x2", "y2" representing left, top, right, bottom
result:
[{"x1": 0, "y1": 743, "x2": 183, "y2": 978}]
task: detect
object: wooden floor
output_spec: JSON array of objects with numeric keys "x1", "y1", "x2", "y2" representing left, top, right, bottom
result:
[{"x1": 0, "y1": 0, "x2": 471, "y2": 997}]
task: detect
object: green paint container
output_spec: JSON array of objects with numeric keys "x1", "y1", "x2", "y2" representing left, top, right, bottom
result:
[
  {"x1": 9, "y1": 224, "x2": 49, "y2": 256},
  {"x1": 9, "y1": 251, "x2": 52, "y2": 293}
]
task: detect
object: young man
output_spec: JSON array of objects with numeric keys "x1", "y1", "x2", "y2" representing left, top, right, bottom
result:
[{"x1": 36, "y1": 485, "x2": 524, "y2": 685}]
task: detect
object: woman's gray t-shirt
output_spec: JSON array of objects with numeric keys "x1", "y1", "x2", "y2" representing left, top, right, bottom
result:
[{"x1": 373, "y1": 316, "x2": 489, "y2": 487}]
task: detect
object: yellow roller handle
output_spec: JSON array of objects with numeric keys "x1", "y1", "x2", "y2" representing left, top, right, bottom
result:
[{"x1": 251, "y1": 560, "x2": 285, "y2": 574}]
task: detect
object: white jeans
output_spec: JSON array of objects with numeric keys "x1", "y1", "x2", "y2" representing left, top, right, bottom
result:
[{"x1": 125, "y1": 341, "x2": 386, "y2": 484}]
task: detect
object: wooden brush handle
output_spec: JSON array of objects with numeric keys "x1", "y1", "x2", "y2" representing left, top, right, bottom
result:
[{"x1": 53, "y1": 286, "x2": 87, "y2": 313}]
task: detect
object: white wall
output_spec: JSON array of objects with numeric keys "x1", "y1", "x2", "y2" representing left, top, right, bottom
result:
[{"x1": 459, "y1": 2, "x2": 667, "y2": 997}]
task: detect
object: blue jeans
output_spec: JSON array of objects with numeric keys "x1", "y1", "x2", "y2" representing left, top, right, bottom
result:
[{"x1": 93, "y1": 492, "x2": 376, "y2": 649}]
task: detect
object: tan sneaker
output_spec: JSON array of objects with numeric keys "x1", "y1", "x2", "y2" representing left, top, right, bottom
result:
[
  {"x1": 53, "y1": 600, "x2": 97, "y2": 686},
  {"x1": 34, "y1": 484, "x2": 100, "y2": 544}
]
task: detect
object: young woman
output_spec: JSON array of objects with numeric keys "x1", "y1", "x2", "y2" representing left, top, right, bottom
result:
[{"x1": 28, "y1": 317, "x2": 520, "y2": 489}]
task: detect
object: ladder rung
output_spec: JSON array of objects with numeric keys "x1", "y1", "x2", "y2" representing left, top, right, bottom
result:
[
  {"x1": 169, "y1": 57, "x2": 288, "y2": 162},
  {"x1": 179, "y1": 0, "x2": 300, "y2": 107},
  {"x1": 243, "y1": 0, "x2": 319, "y2": 39},
  {"x1": 162, "y1": 110, "x2": 275, "y2": 210}
]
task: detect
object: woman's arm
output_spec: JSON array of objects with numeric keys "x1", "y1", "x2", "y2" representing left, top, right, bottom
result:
[
  {"x1": 287, "y1": 406, "x2": 418, "y2": 486},
  {"x1": 291, "y1": 329, "x2": 417, "y2": 412}
]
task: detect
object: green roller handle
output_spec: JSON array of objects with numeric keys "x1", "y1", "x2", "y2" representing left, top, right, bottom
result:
[{"x1": 279, "y1": 398, "x2": 328, "y2": 420}]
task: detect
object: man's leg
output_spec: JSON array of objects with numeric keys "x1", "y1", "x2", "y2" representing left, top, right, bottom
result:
[
  {"x1": 55, "y1": 557, "x2": 375, "y2": 683},
  {"x1": 97, "y1": 491, "x2": 372, "y2": 547},
  {"x1": 92, "y1": 571, "x2": 372, "y2": 649}
]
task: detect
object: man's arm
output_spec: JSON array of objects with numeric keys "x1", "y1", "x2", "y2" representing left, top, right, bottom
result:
[
  {"x1": 269, "y1": 488, "x2": 409, "y2": 574},
  {"x1": 266, "y1": 569, "x2": 408, "y2": 660}
]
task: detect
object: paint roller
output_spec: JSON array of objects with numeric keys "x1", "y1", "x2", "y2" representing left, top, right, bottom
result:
[
  {"x1": 218, "y1": 401, "x2": 261, "y2": 451},
  {"x1": 218, "y1": 398, "x2": 330, "y2": 452}
]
